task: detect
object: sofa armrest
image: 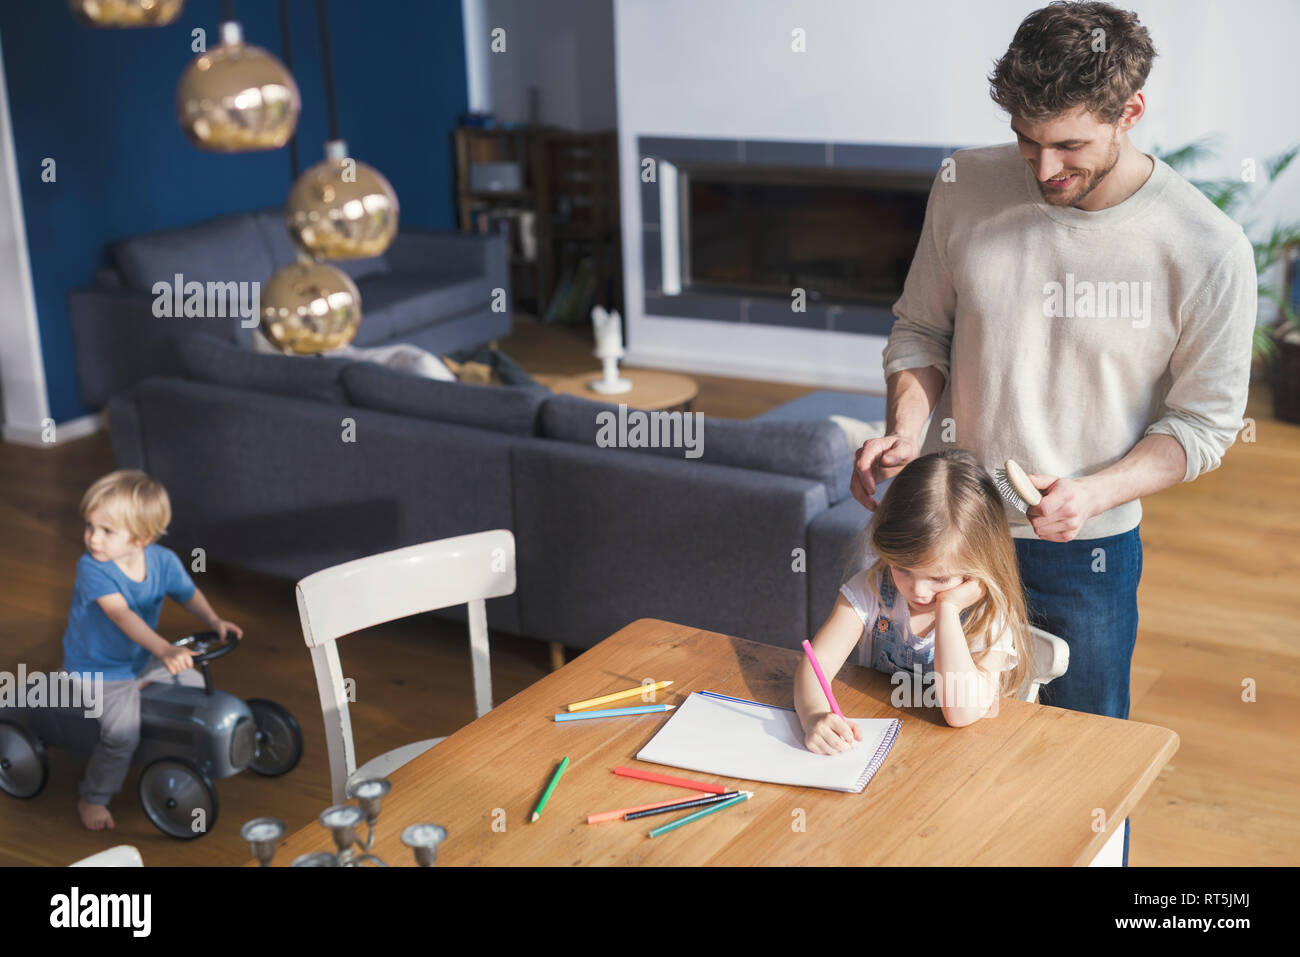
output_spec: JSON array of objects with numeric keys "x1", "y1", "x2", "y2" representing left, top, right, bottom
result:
[{"x1": 67, "y1": 287, "x2": 244, "y2": 408}]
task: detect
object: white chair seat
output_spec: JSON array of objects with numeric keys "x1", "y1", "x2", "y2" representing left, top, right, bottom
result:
[
  {"x1": 347, "y1": 737, "x2": 445, "y2": 794},
  {"x1": 70, "y1": 845, "x2": 144, "y2": 867}
]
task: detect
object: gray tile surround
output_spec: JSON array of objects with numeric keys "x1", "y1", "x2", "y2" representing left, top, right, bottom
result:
[{"x1": 638, "y1": 135, "x2": 955, "y2": 334}]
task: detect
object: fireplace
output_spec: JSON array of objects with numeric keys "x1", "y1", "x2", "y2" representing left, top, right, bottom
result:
[
  {"x1": 683, "y1": 167, "x2": 930, "y2": 305},
  {"x1": 639, "y1": 137, "x2": 951, "y2": 335}
]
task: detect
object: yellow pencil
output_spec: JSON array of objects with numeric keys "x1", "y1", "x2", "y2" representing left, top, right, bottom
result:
[{"x1": 567, "y1": 680, "x2": 673, "y2": 712}]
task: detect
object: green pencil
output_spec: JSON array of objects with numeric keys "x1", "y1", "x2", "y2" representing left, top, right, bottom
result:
[
  {"x1": 647, "y1": 790, "x2": 752, "y2": 838},
  {"x1": 531, "y1": 756, "x2": 570, "y2": 822}
]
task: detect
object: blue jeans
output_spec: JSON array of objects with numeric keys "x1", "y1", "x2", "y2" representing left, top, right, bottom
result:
[{"x1": 1014, "y1": 526, "x2": 1143, "y2": 867}]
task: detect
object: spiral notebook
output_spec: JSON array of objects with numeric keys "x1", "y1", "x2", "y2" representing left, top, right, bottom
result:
[{"x1": 636, "y1": 691, "x2": 901, "y2": 793}]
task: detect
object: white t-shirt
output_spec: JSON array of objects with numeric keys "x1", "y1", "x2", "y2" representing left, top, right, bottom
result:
[{"x1": 839, "y1": 566, "x2": 1019, "y2": 674}]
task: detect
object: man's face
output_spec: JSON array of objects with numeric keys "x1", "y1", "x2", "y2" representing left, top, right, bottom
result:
[{"x1": 1011, "y1": 106, "x2": 1121, "y2": 207}]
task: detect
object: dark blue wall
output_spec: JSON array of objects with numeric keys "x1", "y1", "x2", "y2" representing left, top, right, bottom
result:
[{"x1": 0, "y1": 0, "x2": 467, "y2": 423}]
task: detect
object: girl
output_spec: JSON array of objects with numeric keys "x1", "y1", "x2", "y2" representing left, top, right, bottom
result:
[{"x1": 795, "y1": 448, "x2": 1032, "y2": 750}]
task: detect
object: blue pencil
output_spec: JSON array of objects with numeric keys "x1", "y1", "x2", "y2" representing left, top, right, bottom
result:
[{"x1": 553, "y1": 704, "x2": 676, "y2": 722}]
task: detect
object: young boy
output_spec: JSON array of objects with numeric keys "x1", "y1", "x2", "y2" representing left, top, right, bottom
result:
[{"x1": 62, "y1": 469, "x2": 242, "y2": 831}]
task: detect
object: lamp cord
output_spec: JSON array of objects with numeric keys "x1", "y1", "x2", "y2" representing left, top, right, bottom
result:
[
  {"x1": 279, "y1": 0, "x2": 300, "y2": 179},
  {"x1": 316, "y1": 0, "x2": 341, "y2": 143}
]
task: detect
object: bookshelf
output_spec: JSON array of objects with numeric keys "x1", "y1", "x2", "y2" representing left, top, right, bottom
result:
[{"x1": 454, "y1": 125, "x2": 622, "y2": 323}]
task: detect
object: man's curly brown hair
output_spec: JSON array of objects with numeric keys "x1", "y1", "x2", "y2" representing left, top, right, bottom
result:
[{"x1": 989, "y1": 2, "x2": 1157, "y2": 124}]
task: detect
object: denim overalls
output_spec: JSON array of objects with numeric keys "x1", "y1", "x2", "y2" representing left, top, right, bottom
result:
[{"x1": 864, "y1": 571, "x2": 937, "y2": 676}]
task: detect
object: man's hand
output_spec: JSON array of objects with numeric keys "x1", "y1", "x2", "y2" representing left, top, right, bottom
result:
[
  {"x1": 1025, "y1": 474, "x2": 1098, "y2": 542},
  {"x1": 850, "y1": 434, "x2": 920, "y2": 511}
]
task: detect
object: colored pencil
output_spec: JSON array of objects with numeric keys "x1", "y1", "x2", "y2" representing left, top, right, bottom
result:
[
  {"x1": 613, "y1": 766, "x2": 728, "y2": 794},
  {"x1": 531, "y1": 756, "x2": 570, "y2": 822},
  {"x1": 567, "y1": 680, "x2": 673, "y2": 712},
  {"x1": 647, "y1": 791, "x2": 752, "y2": 838},
  {"x1": 624, "y1": 790, "x2": 742, "y2": 820},
  {"x1": 554, "y1": 704, "x2": 675, "y2": 722},
  {"x1": 586, "y1": 792, "x2": 715, "y2": 824},
  {"x1": 802, "y1": 639, "x2": 844, "y2": 718}
]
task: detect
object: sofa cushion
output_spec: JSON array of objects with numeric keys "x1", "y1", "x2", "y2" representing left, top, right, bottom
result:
[
  {"x1": 353, "y1": 274, "x2": 490, "y2": 342},
  {"x1": 112, "y1": 213, "x2": 277, "y2": 292},
  {"x1": 341, "y1": 361, "x2": 546, "y2": 436},
  {"x1": 179, "y1": 333, "x2": 353, "y2": 404},
  {"x1": 539, "y1": 394, "x2": 851, "y2": 502},
  {"x1": 252, "y1": 207, "x2": 389, "y2": 283}
]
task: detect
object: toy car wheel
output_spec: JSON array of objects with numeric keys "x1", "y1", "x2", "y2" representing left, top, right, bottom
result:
[
  {"x1": 0, "y1": 721, "x2": 48, "y2": 799},
  {"x1": 138, "y1": 758, "x2": 218, "y2": 840},
  {"x1": 246, "y1": 699, "x2": 303, "y2": 777}
]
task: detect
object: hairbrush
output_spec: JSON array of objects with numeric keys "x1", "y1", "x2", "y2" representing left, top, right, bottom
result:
[{"x1": 992, "y1": 459, "x2": 1042, "y2": 514}]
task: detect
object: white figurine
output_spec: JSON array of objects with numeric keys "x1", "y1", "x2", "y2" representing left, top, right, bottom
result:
[{"x1": 589, "y1": 305, "x2": 632, "y2": 394}]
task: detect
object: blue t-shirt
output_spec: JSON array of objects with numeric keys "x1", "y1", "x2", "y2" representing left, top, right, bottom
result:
[{"x1": 62, "y1": 545, "x2": 197, "y2": 681}]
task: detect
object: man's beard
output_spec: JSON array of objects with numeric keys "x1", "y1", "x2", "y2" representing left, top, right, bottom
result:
[{"x1": 1037, "y1": 135, "x2": 1120, "y2": 206}]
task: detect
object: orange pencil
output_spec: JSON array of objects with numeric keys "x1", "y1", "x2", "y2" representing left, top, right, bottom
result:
[{"x1": 586, "y1": 792, "x2": 715, "y2": 824}]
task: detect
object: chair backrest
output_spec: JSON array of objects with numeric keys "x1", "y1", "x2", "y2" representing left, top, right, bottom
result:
[
  {"x1": 297, "y1": 529, "x2": 516, "y2": 803},
  {"x1": 1020, "y1": 625, "x2": 1070, "y2": 703}
]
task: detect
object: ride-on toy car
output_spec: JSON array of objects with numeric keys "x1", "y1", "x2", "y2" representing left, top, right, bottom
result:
[{"x1": 0, "y1": 632, "x2": 302, "y2": 839}]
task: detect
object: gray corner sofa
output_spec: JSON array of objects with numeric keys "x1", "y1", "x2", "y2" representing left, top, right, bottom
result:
[
  {"x1": 105, "y1": 333, "x2": 887, "y2": 653},
  {"x1": 69, "y1": 206, "x2": 511, "y2": 409}
]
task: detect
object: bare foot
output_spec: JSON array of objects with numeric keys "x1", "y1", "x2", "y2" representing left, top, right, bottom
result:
[{"x1": 77, "y1": 799, "x2": 115, "y2": 831}]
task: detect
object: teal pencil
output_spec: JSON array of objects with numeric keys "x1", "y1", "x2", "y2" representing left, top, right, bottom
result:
[{"x1": 647, "y1": 790, "x2": 752, "y2": 838}]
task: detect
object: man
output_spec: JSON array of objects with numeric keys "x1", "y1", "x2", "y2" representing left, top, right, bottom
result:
[{"x1": 850, "y1": 2, "x2": 1256, "y2": 865}]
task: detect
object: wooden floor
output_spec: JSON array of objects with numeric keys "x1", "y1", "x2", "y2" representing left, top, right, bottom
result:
[{"x1": 0, "y1": 314, "x2": 1296, "y2": 866}]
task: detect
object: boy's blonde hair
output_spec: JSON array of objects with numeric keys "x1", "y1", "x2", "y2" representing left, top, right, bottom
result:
[
  {"x1": 80, "y1": 470, "x2": 171, "y2": 545},
  {"x1": 845, "y1": 448, "x2": 1033, "y2": 698}
]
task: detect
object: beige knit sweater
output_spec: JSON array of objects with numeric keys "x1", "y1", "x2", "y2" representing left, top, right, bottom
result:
[{"x1": 883, "y1": 143, "x2": 1257, "y2": 539}]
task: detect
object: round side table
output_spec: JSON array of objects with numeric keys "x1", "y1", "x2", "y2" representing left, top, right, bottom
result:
[{"x1": 540, "y1": 369, "x2": 699, "y2": 412}]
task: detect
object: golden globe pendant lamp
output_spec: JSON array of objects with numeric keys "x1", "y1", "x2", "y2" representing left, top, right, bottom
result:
[
  {"x1": 286, "y1": 140, "x2": 400, "y2": 259},
  {"x1": 176, "y1": 21, "x2": 301, "y2": 152},
  {"x1": 260, "y1": 260, "x2": 362, "y2": 355},
  {"x1": 69, "y1": 0, "x2": 184, "y2": 27}
]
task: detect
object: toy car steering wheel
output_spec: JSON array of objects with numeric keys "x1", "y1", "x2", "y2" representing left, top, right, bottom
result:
[{"x1": 174, "y1": 630, "x2": 239, "y2": 664}]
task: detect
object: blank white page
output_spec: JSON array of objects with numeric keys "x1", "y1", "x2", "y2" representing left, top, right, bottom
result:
[{"x1": 636, "y1": 691, "x2": 901, "y2": 793}]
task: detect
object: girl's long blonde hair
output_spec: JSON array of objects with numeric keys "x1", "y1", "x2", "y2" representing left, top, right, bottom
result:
[{"x1": 844, "y1": 448, "x2": 1032, "y2": 697}]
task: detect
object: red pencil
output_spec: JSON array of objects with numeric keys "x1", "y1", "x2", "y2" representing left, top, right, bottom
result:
[{"x1": 612, "y1": 766, "x2": 728, "y2": 794}]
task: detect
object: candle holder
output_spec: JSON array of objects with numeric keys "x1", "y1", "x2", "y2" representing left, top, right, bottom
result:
[
  {"x1": 239, "y1": 818, "x2": 286, "y2": 867},
  {"x1": 589, "y1": 305, "x2": 631, "y2": 395},
  {"x1": 241, "y1": 776, "x2": 446, "y2": 866},
  {"x1": 402, "y1": 823, "x2": 448, "y2": 867}
]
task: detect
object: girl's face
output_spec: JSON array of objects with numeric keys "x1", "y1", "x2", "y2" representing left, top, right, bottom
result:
[
  {"x1": 84, "y1": 507, "x2": 143, "y2": 564},
  {"x1": 890, "y1": 562, "x2": 964, "y2": 610}
]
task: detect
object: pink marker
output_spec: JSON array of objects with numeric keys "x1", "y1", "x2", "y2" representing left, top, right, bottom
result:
[{"x1": 802, "y1": 639, "x2": 844, "y2": 718}]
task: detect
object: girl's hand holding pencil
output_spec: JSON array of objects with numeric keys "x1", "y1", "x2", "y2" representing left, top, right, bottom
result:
[
  {"x1": 802, "y1": 711, "x2": 863, "y2": 755},
  {"x1": 799, "y1": 639, "x2": 862, "y2": 754}
]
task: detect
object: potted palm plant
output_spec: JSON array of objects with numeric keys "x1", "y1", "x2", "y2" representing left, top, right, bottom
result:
[{"x1": 1155, "y1": 137, "x2": 1300, "y2": 424}]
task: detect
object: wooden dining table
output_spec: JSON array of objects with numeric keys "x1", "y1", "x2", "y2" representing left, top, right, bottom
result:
[{"x1": 266, "y1": 618, "x2": 1178, "y2": 866}]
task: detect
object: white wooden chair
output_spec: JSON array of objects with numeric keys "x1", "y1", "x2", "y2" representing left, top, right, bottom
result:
[
  {"x1": 69, "y1": 845, "x2": 143, "y2": 867},
  {"x1": 296, "y1": 530, "x2": 516, "y2": 804},
  {"x1": 1021, "y1": 624, "x2": 1069, "y2": 704}
]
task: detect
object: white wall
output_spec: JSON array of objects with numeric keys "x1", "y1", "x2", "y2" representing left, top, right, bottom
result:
[
  {"x1": 464, "y1": 0, "x2": 617, "y2": 130},
  {"x1": 0, "y1": 35, "x2": 49, "y2": 444},
  {"x1": 614, "y1": 0, "x2": 1300, "y2": 391}
]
